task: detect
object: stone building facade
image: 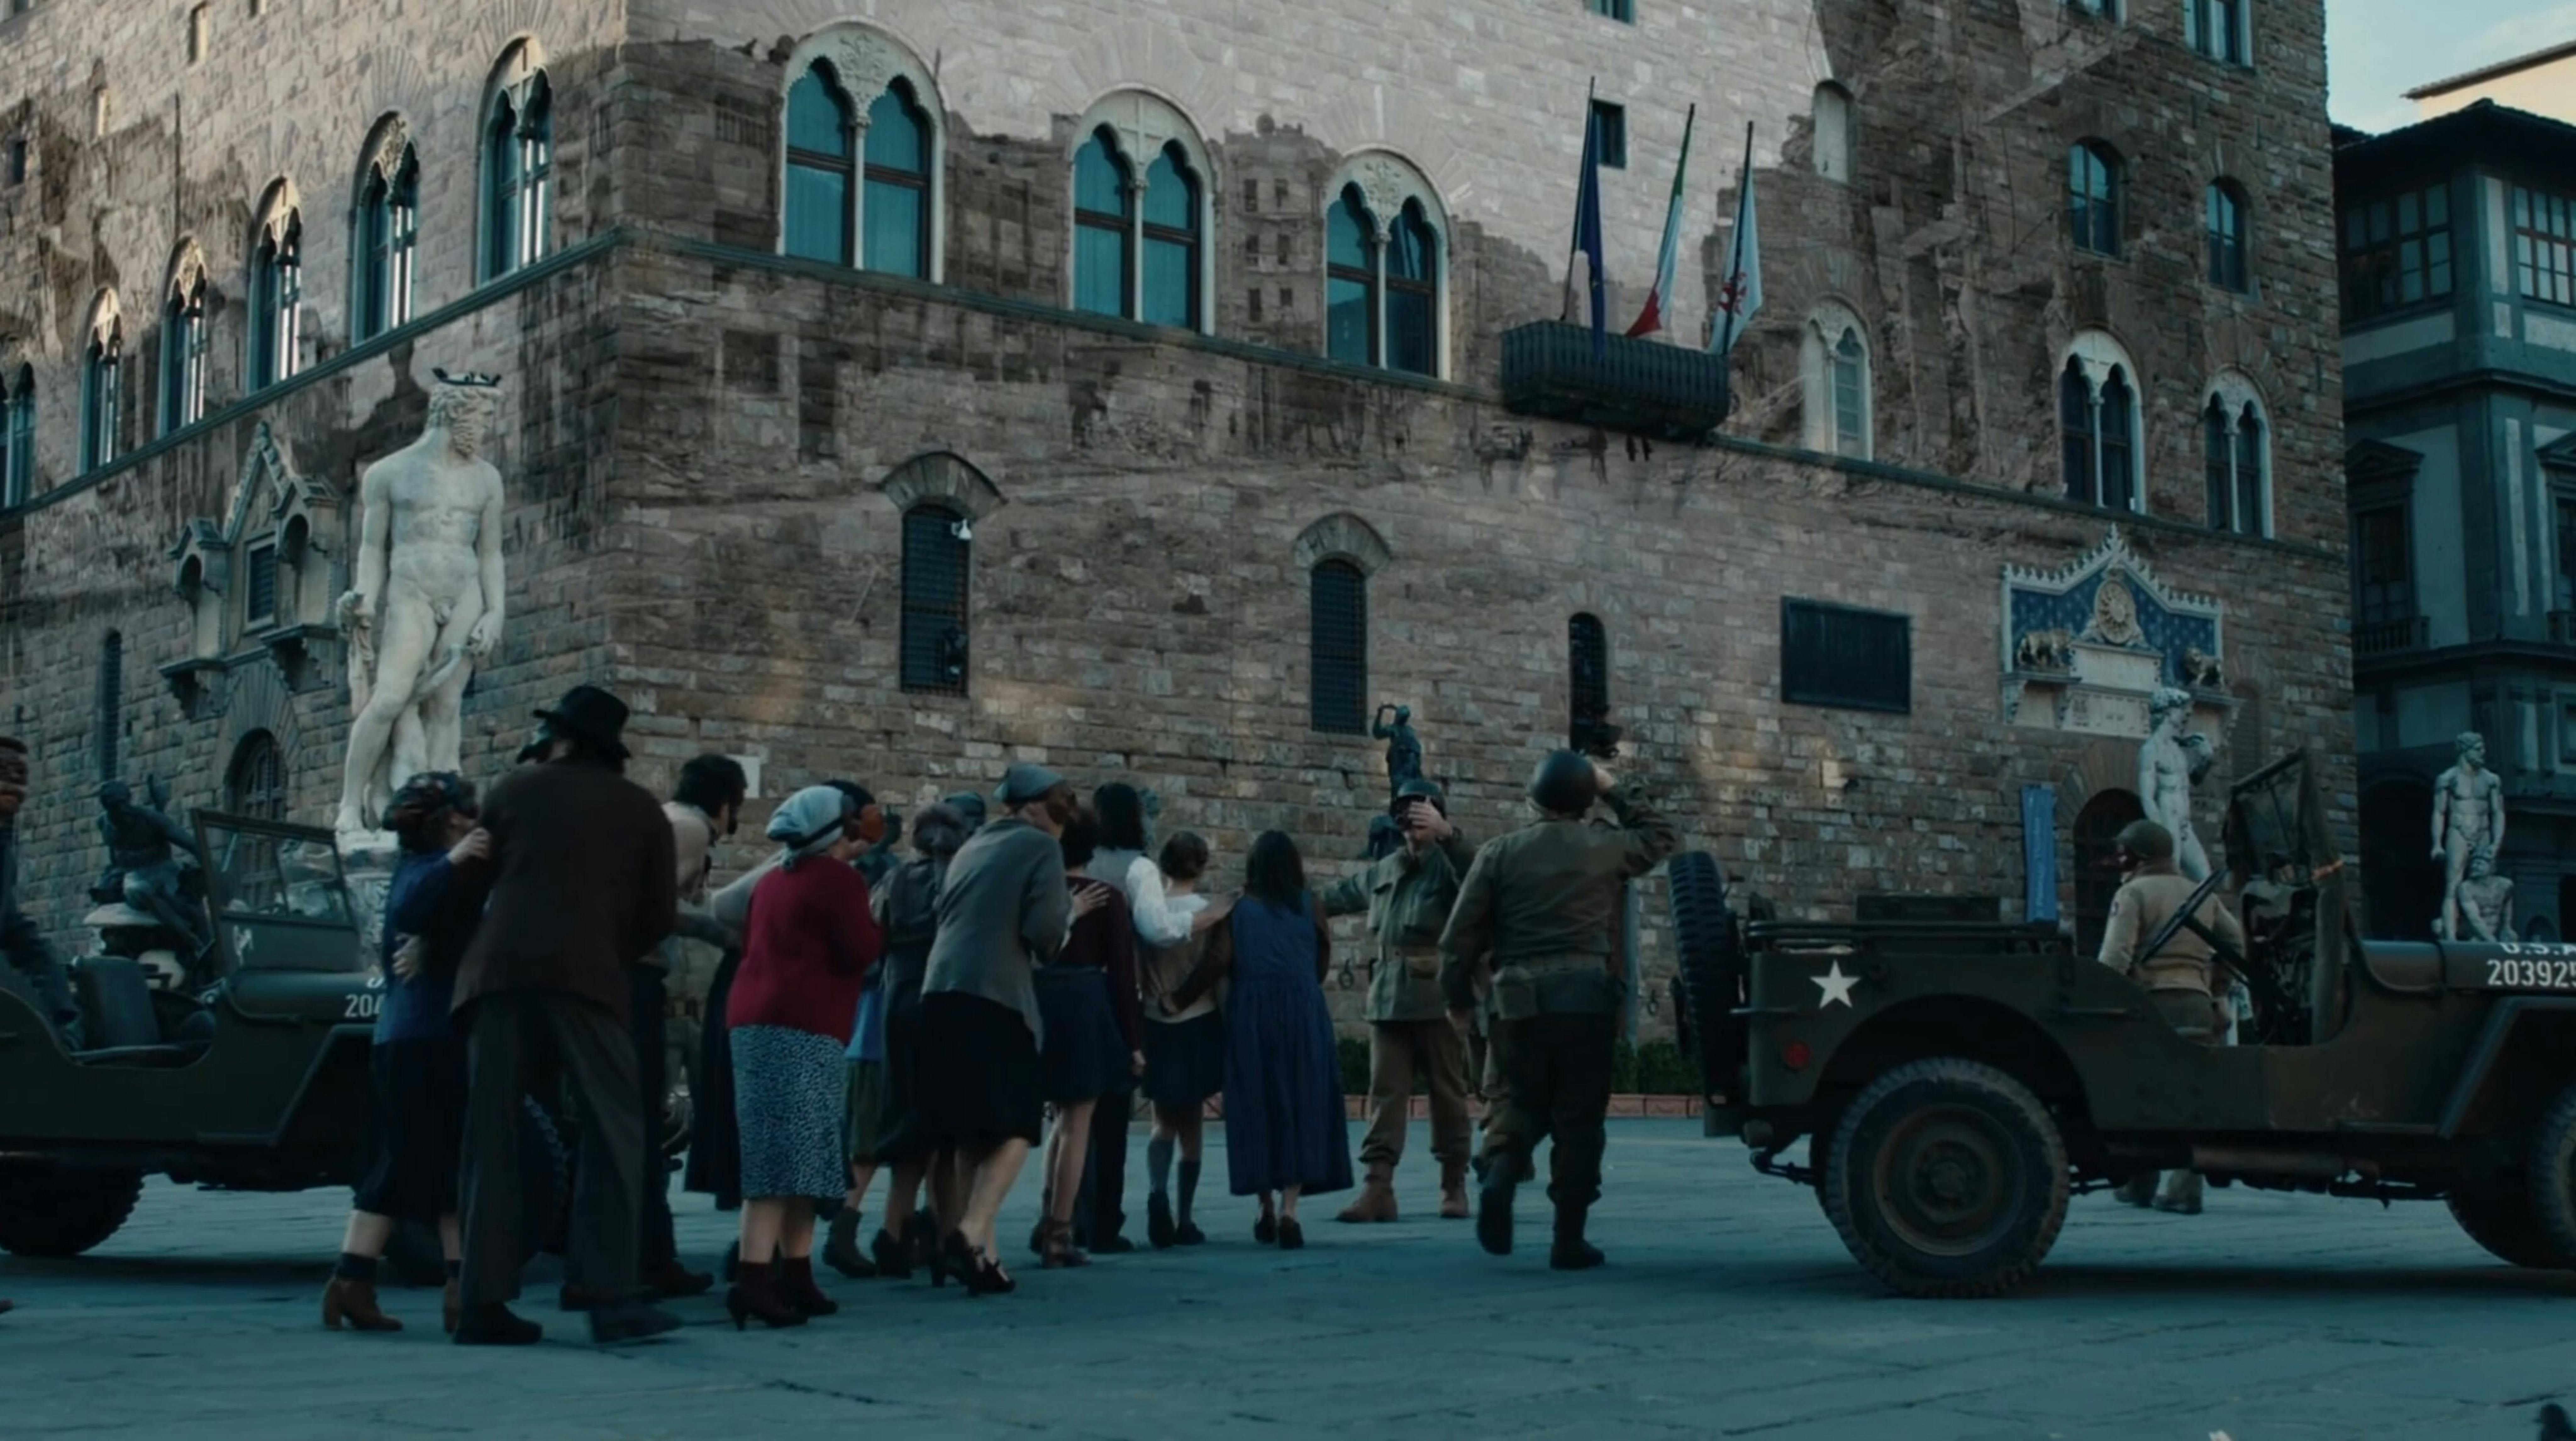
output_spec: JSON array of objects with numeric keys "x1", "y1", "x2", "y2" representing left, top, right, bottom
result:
[{"x1": 0, "y1": 0, "x2": 2354, "y2": 1031}]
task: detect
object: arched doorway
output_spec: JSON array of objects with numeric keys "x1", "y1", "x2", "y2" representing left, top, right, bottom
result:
[
  {"x1": 2072, "y1": 788, "x2": 2146, "y2": 959},
  {"x1": 2358, "y1": 779, "x2": 2440, "y2": 940},
  {"x1": 227, "y1": 730, "x2": 287, "y2": 821}
]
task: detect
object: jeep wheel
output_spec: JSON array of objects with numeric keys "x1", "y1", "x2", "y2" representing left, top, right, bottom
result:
[
  {"x1": 2526, "y1": 1084, "x2": 2576, "y2": 1265},
  {"x1": 1823, "y1": 1059, "x2": 2069, "y2": 1298},
  {"x1": 1666, "y1": 851, "x2": 1740, "y2": 1092},
  {"x1": 0, "y1": 1166, "x2": 146, "y2": 1258},
  {"x1": 2447, "y1": 1183, "x2": 2565, "y2": 1269}
]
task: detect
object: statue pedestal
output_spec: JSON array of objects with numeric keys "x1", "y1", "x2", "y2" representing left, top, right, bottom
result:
[{"x1": 337, "y1": 831, "x2": 400, "y2": 951}]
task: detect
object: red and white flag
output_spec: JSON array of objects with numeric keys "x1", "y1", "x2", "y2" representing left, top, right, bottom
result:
[{"x1": 1626, "y1": 104, "x2": 1695, "y2": 338}]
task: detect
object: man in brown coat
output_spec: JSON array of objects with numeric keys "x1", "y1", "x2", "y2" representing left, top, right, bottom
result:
[{"x1": 450, "y1": 685, "x2": 680, "y2": 1346}]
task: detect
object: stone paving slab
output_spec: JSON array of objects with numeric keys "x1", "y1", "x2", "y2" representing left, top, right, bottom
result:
[{"x1": 1, "y1": 1120, "x2": 2570, "y2": 1439}]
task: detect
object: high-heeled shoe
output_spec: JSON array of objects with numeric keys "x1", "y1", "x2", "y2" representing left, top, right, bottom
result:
[
  {"x1": 724, "y1": 1261, "x2": 808, "y2": 1330},
  {"x1": 938, "y1": 1232, "x2": 976, "y2": 1291},
  {"x1": 904, "y1": 1213, "x2": 939, "y2": 1273},
  {"x1": 965, "y1": 1248, "x2": 1018, "y2": 1296},
  {"x1": 1039, "y1": 1219, "x2": 1090, "y2": 1270},
  {"x1": 1278, "y1": 1216, "x2": 1305, "y2": 1251},
  {"x1": 869, "y1": 1228, "x2": 913, "y2": 1280},
  {"x1": 777, "y1": 1256, "x2": 838, "y2": 1317},
  {"x1": 1253, "y1": 1210, "x2": 1279, "y2": 1245}
]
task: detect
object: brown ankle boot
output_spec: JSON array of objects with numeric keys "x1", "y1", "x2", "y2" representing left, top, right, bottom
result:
[
  {"x1": 321, "y1": 1276, "x2": 403, "y2": 1333},
  {"x1": 1336, "y1": 1166, "x2": 1398, "y2": 1223},
  {"x1": 1439, "y1": 1160, "x2": 1470, "y2": 1219}
]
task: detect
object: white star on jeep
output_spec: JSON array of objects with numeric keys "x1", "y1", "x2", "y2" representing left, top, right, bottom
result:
[{"x1": 1812, "y1": 962, "x2": 1859, "y2": 1009}]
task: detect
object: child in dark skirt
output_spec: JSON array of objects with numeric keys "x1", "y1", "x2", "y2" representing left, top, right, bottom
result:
[{"x1": 1138, "y1": 832, "x2": 1224, "y2": 1247}]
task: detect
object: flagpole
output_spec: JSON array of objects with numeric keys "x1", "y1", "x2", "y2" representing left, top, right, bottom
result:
[
  {"x1": 1715, "y1": 121, "x2": 1756, "y2": 360},
  {"x1": 1562, "y1": 77, "x2": 1597, "y2": 326}
]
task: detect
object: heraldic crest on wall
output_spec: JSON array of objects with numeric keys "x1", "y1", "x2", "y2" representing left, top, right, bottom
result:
[{"x1": 2001, "y1": 527, "x2": 2227, "y2": 737}]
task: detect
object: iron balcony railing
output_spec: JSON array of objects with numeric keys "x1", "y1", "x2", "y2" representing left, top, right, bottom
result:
[
  {"x1": 1499, "y1": 320, "x2": 1734, "y2": 439},
  {"x1": 2351, "y1": 615, "x2": 2427, "y2": 657}
]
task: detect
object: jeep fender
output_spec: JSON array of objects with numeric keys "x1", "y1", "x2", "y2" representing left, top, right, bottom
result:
[{"x1": 2437, "y1": 997, "x2": 2576, "y2": 1140}]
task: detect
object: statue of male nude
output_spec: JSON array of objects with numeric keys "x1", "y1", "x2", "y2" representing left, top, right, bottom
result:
[
  {"x1": 2137, "y1": 687, "x2": 2217, "y2": 882},
  {"x1": 333, "y1": 373, "x2": 506, "y2": 836},
  {"x1": 2432, "y1": 731, "x2": 2507, "y2": 942}
]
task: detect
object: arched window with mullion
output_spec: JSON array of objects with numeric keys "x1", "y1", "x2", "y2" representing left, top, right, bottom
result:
[
  {"x1": 1141, "y1": 141, "x2": 1200, "y2": 329},
  {"x1": 1326, "y1": 186, "x2": 1378, "y2": 366},
  {"x1": 2098, "y1": 367, "x2": 2137, "y2": 511},
  {"x1": 160, "y1": 276, "x2": 208, "y2": 435},
  {"x1": 2233, "y1": 403, "x2": 2265, "y2": 536},
  {"x1": 2069, "y1": 141, "x2": 2121, "y2": 256},
  {"x1": 82, "y1": 332, "x2": 122, "y2": 472},
  {"x1": 484, "y1": 76, "x2": 553, "y2": 278},
  {"x1": 784, "y1": 63, "x2": 857, "y2": 265},
  {"x1": 1073, "y1": 129, "x2": 1134, "y2": 319},
  {"x1": 358, "y1": 147, "x2": 419, "y2": 340},
  {"x1": 863, "y1": 80, "x2": 931, "y2": 278},
  {"x1": 250, "y1": 217, "x2": 303, "y2": 389},
  {"x1": 1386, "y1": 201, "x2": 1439, "y2": 377}
]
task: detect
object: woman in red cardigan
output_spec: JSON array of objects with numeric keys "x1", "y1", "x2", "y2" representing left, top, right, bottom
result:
[{"x1": 725, "y1": 784, "x2": 885, "y2": 1329}]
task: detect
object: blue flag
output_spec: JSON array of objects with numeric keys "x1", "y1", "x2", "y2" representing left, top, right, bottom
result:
[{"x1": 1571, "y1": 99, "x2": 1607, "y2": 357}]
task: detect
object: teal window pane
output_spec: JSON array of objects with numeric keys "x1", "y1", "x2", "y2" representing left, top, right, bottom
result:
[
  {"x1": 1328, "y1": 275, "x2": 1372, "y2": 363},
  {"x1": 1387, "y1": 286, "x2": 1434, "y2": 375},
  {"x1": 866, "y1": 84, "x2": 925, "y2": 173},
  {"x1": 863, "y1": 176, "x2": 924, "y2": 277},
  {"x1": 788, "y1": 69, "x2": 851, "y2": 157},
  {"x1": 1390, "y1": 206, "x2": 1433, "y2": 281},
  {"x1": 1328, "y1": 190, "x2": 1371, "y2": 269},
  {"x1": 785, "y1": 163, "x2": 851, "y2": 263},
  {"x1": 1075, "y1": 223, "x2": 1128, "y2": 316},
  {"x1": 1075, "y1": 132, "x2": 1129, "y2": 218},
  {"x1": 1143, "y1": 236, "x2": 1193, "y2": 326},
  {"x1": 1144, "y1": 147, "x2": 1194, "y2": 230}
]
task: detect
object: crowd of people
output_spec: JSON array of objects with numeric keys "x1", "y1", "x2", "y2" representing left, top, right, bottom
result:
[{"x1": 0, "y1": 679, "x2": 1680, "y2": 1338}]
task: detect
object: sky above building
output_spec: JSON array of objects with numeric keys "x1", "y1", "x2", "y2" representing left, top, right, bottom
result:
[{"x1": 2329, "y1": 0, "x2": 2576, "y2": 132}]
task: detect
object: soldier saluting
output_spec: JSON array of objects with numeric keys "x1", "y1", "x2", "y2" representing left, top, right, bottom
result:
[
  {"x1": 1439, "y1": 751, "x2": 1677, "y2": 1269},
  {"x1": 1322, "y1": 779, "x2": 1480, "y2": 1224}
]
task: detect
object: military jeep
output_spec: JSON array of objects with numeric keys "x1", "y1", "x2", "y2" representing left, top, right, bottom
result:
[
  {"x1": 0, "y1": 813, "x2": 558, "y2": 1268},
  {"x1": 1669, "y1": 751, "x2": 2576, "y2": 1298}
]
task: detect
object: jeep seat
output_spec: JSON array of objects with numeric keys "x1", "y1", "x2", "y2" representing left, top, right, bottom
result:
[{"x1": 71, "y1": 956, "x2": 200, "y2": 1067}]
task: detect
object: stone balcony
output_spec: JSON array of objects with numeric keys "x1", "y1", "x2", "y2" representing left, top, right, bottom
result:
[
  {"x1": 1498, "y1": 320, "x2": 1735, "y2": 439},
  {"x1": 2353, "y1": 615, "x2": 2427, "y2": 657}
]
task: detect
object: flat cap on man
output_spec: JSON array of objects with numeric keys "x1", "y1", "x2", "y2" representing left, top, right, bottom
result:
[{"x1": 996, "y1": 763, "x2": 1068, "y2": 806}]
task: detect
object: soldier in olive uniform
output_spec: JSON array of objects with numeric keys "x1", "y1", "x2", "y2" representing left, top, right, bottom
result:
[
  {"x1": 1440, "y1": 751, "x2": 1678, "y2": 1268},
  {"x1": 1322, "y1": 778, "x2": 1480, "y2": 1223}
]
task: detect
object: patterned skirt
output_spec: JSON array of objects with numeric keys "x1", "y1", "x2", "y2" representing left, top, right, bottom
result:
[{"x1": 730, "y1": 1023, "x2": 850, "y2": 1202}]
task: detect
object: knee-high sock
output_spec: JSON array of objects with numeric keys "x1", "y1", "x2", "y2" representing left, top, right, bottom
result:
[
  {"x1": 1147, "y1": 1134, "x2": 1175, "y2": 1198},
  {"x1": 1177, "y1": 1158, "x2": 1202, "y2": 1224}
]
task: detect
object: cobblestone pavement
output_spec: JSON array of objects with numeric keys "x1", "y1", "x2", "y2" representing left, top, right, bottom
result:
[{"x1": 2, "y1": 1119, "x2": 2568, "y2": 1440}]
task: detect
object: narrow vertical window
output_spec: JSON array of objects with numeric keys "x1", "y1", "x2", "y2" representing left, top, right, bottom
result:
[
  {"x1": 161, "y1": 277, "x2": 208, "y2": 434},
  {"x1": 1309, "y1": 559, "x2": 1368, "y2": 734},
  {"x1": 1830, "y1": 327, "x2": 1868, "y2": 458},
  {"x1": 1326, "y1": 186, "x2": 1378, "y2": 366},
  {"x1": 2353, "y1": 506, "x2": 2413, "y2": 626},
  {"x1": 2514, "y1": 185, "x2": 2576, "y2": 308},
  {"x1": 2059, "y1": 358, "x2": 2098, "y2": 506},
  {"x1": 2557, "y1": 495, "x2": 2576, "y2": 614},
  {"x1": 97, "y1": 631, "x2": 124, "y2": 784},
  {"x1": 2203, "y1": 397, "x2": 2233, "y2": 530},
  {"x1": 1141, "y1": 141, "x2": 1201, "y2": 329},
  {"x1": 485, "y1": 74, "x2": 553, "y2": 277},
  {"x1": 250, "y1": 216, "x2": 303, "y2": 388},
  {"x1": 1073, "y1": 129, "x2": 1134, "y2": 318},
  {"x1": 375, "y1": 150, "x2": 419, "y2": 335},
  {"x1": 2069, "y1": 141, "x2": 2121, "y2": 256},
  {"x1": 1811, "y1": 83, "x2": 1852, "y2": 183},
  {"x1": 3, "y1": 367, "x2": 31, "y2": 504},
  {"x1": 863, "y1": 80, "x2": 932, "y2": 279},
  {"x1": 1589, "y1": 100, "x2": 1628, "y2": 170},
  {"x1": 2206, "y1": 181, "x2": 2248, "y2": 291},
  {"x1": 186, "y1": 4, "x2": 208, "y2": 64},
  {"x1": 1385, "y1": 201, "x2": 1439, "y2": 378},
  {"x1": 2233, "y1": 403, "x2": 2265, "y2": 537},
  {"x1": 900, "y1": 504, "x2": 970, "y2": 695},
  {"x1": 783, "y1": 63, "x2": 856, "y2": 265},
  {"x1": 2098, "y1": 367, "x2": 2136, "y2": 511},
  {"x1": 82, "y1": 332, "x2": 122, "y2": 471},
  {"x1": 1569, "y1": 613, "x2": 1611, "y2": 754}
]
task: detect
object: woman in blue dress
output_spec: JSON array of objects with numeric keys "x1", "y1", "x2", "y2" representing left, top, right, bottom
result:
[{"x1": 1173, "y1": 830, "x2": 1351, "y2": 1248}]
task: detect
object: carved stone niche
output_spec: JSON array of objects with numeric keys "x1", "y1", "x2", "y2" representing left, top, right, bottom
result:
[{"x1": 162, "y1": 423, "x2": 347, "y2": 709}]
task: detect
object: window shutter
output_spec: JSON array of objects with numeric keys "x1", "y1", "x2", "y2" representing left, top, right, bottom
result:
[{"x1": 1780, "y1": 599, "x2": 1910, "y2": 713}]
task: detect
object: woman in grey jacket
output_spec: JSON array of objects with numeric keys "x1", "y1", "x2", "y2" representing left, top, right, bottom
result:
[{"x1": 915, "y1": 764, "x2": 1099, "y2": 1294}]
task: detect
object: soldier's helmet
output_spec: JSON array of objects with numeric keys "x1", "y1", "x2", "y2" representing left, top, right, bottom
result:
[
  {"x1": 1527, "y1": 749, "x2": 1597, "y2": 816},
  {"x1": 1393, "y1": 778, "x2": 1448, "y2": 815},
  {"x1": 2111, "y1": 819, "x2": 2175, "y2": 865}
]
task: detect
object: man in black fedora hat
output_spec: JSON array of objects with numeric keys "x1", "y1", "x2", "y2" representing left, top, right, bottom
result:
[{"x1": 449, "y1": 684, "x2": 681, "y2": 1345}]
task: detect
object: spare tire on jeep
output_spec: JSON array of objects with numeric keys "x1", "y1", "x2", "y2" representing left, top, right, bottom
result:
[
  {"x1": 1822, "y1": 1058, "x2": 2070, "y2": 1298},
  {"x1": 1666, "y1": 851, "x2": 1740, "y2": 1095},
  {"x1": 0, "y1": 1164, "x2": 146, "y2": 1258}
]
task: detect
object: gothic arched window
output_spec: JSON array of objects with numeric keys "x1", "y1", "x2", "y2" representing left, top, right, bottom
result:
[
  {"x1": 82, "y1": 328, "x2": 123, "y2": 471},
  {"x1": 1141, "y1": 141, "x2": 1201, "y2": 329},
  {"x1": 1073, "y1": 128, "x2": 1135, "y2": 319},
  {"x1": 250, "y1": 214, "x2": 303, "y2": 388},
  {"x1": 483, "y1": 62, "x2": 553, "y2": 278},
  {"x1": 161, "y1": 274, "x2": 208, "y2": 433},
  {"x1": 900, "y1": 504, "x2": 970, "y2": 695},
  {"x1": 863, "y1": 79, "x2": 932, "y2": 277},
  {"x1": 1326, "y1": 186, "x2": 1378, "y2": 366},
  {"x1": 0, "y1": 367, "x2": 29, "y2": 506},
  {"x1": 357, "y1": 142, "x2": 420, "y2": 339},
  {"x1": 784, "y1": 62, "x2": 857, "y2": 265}
]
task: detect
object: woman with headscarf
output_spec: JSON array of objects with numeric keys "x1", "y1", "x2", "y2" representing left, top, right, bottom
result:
[
  {"x1": 1171, "y1": 831, "x2": 1352, "y2": 1249},
  {"x1": 824, "y1": 801, "x2": 969, "y2": 1281},
  {"x1": 321, "y1": 772, "x2": 486, "y2": 1334},
  {"x1": 723, "y1": 784, "x2": 885, "y2": 1329}
]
